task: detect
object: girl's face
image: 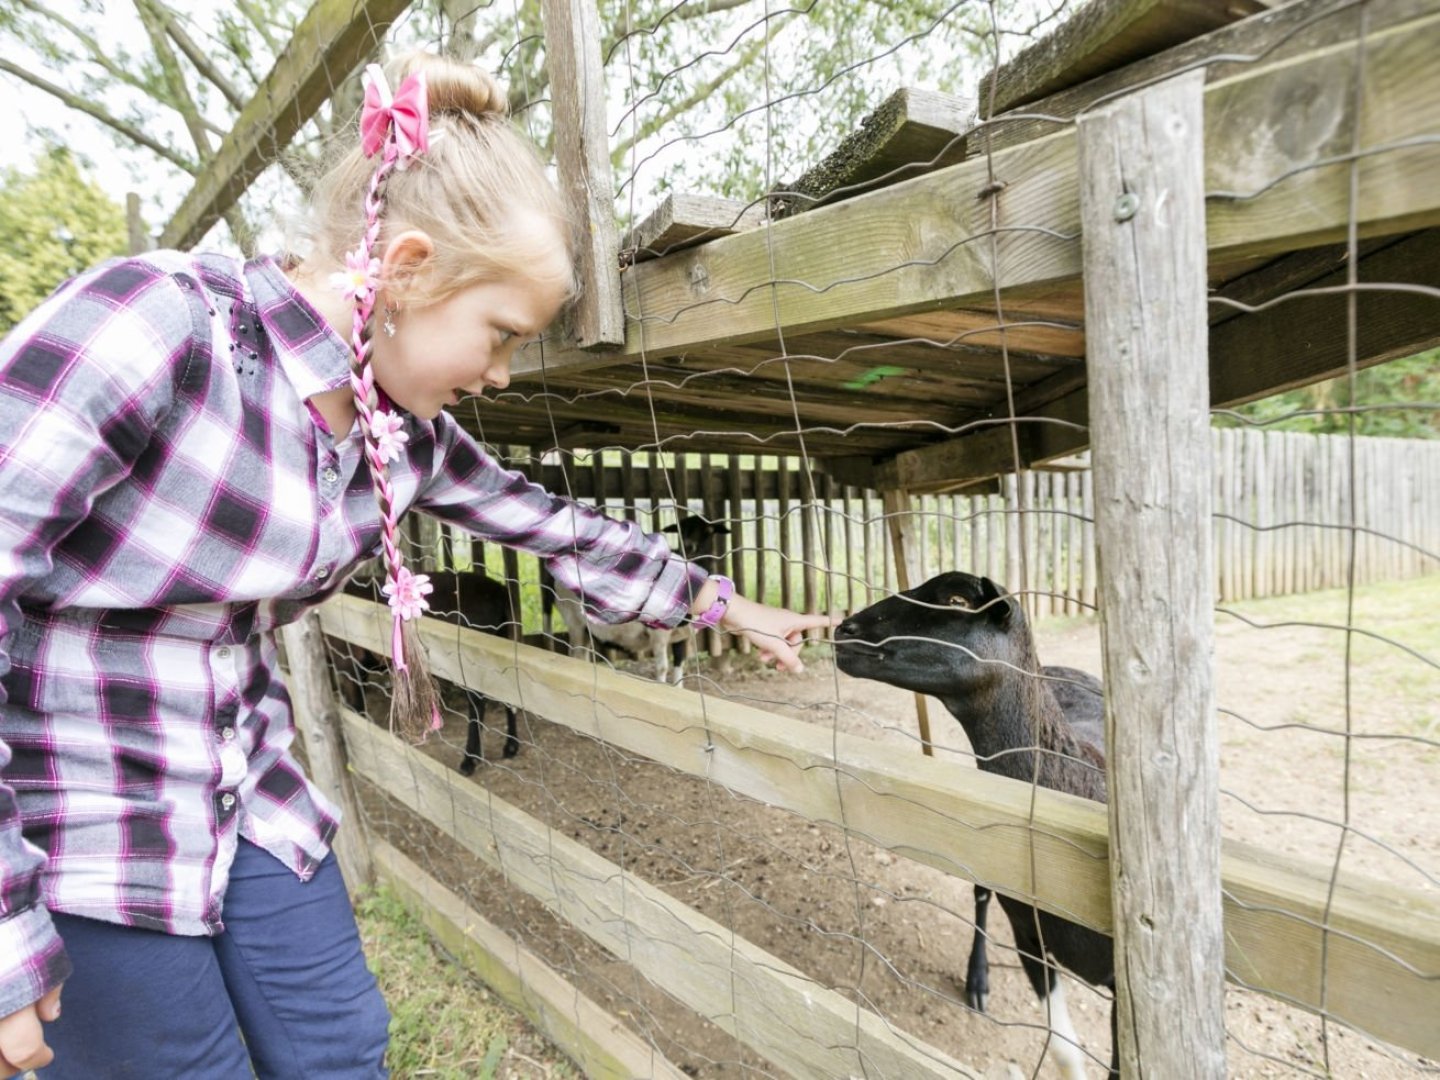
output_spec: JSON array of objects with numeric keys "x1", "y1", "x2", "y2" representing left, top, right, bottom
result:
[{"x1": 369, "y1": 220, "x2": 571, "y2": 420}]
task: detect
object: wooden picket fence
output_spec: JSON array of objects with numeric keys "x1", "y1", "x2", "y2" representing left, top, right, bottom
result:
[{"x1": 440, "y1": 429, "x2": 1440, "y2": 642}]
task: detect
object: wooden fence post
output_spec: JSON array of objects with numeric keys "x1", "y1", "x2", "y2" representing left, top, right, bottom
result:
[
  {"x1": 881, "y1": 488, "x2": 934, "y2": 756},
  {"x1": 540, "y1": 0, "x2": 625, "y2": 348},
  {"x1": 280, "y1": 611, "x2": 374, "y2": 895},
  {"x1": 1078, "y1": 70, "x2": 1225, "y2": 1076}
]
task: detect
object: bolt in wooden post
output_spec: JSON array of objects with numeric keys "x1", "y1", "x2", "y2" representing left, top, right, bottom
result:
[{"x1": 1078, "y1": 70, "x2": 1225, "y2": 1077}]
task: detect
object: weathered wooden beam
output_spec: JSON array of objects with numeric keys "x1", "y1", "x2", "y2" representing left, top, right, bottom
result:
[
  {"x1": 869, "y1": 230, "x2": 1440, "y2": 492},
  {"x1": 541, "y1": 0, "x2": 625, "y2": 347},
  {"x1": 160, "y1": 0, "x2": 409, "y2": 250},
  {"x1": 343, "y1": 711, "x2": 983, "y2": 1080},
  {"x1": 770, "y1": 87, "x2": 973, "y2": 218},
  {"x1": 512, "y1": 0, "x2": 1440, "y2": 379},
  {"x1": 977, "y1": 0, "x2": 1266, "y2": 116},
  {"x1": 373, "y1": 842, "x2": 691, "y2": 1080},
  {"x1": 320, "y1": 598, "x2": 1440, "y2": 1059},
  {"x1": 972, "y1": 0, "x2": 1427, "y2": 155},
  {"x1": 1080, "y1": 70, "x2": 1225, "y2": 1076},
  {"x1": 622, "y1": 193, "x2": 766, "y2": 264}
]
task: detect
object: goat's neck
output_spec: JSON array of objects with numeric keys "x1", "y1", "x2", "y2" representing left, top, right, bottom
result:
[{"x1": 939, "y1": 646, "x2": 1103, "y2": 797}]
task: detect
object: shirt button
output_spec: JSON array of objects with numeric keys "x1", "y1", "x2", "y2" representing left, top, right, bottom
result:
[
  {"x1": 219, "y1": 793, "x2": 237, "y2": 810},
  {"x1": 220, "y1": 726, "x2": 236, "y2": 741},
  {"x1": 314, "y1": 566, "x2": 331, "y2": 581},
  {"x1": 322, "y1": 467, "x2": 339, "y2": 485},
  {"x1": 216, "y1": 646, "x2": 232, "y2": 660}
]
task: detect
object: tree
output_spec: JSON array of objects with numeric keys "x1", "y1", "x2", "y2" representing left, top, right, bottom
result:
[
  {"x1": 1217, "y1": 351, "x2": 1440, "y2": 440},
  {"x1": 0, "y1": 146, "x2": 128, "y2": 333},
  {"x1": 1, "y1": 0, "x2": 1030, "y2": 246}
]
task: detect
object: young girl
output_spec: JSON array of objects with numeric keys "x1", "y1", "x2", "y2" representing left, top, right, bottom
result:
[{"x1": 0, "y1": 51, "x2": 833, "y2": 1078}]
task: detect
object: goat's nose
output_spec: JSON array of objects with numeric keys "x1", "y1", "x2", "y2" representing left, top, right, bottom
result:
[{"x1": 835, "y1": 618, "x2": 859, "y2": 640}]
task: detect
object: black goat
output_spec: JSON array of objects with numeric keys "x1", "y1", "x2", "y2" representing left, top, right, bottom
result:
[
  {"x1": 835, "y1": 571, "x2": 1114, "y2": 1079},
  {"x1": 338, "y1": 569, "x2": 520, "y2": 774}
]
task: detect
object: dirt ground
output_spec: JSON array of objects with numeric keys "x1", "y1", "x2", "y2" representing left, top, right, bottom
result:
[{"x1": 370, "y1": 581, "x2": 1439, "y2": 1079}]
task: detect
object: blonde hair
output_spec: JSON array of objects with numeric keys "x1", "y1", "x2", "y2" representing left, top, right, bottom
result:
[{"x1": 306, "y1": 50, "x2": 577, "y2": 305}]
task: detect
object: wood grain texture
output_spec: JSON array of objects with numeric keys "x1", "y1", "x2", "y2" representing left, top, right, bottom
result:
[
  {"x1": 978, "y1": 0, "x2": 1266, "y2": 115},
  {"x1": 541, "y1": 0, "x2": 625, "y2": 347},
  {"x1": 373, "y1": 842, "x2": 691, "y2": 1080},
  {"x1": 1079, "y1": 70, "x2": 1225, "y2": 1075}
]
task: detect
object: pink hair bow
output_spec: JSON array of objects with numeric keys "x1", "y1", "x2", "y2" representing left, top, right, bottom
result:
[{"x1": 360, "y1": 64, "x2": 429, "y2": 163}]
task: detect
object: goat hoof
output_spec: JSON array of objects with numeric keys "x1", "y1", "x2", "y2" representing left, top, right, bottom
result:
[
  {"x1": 458, "y1": 755, "x2": 480, "y2": 776},
  {"x1": 964, "y1": 984, "x2": 987, "y2": 1013},
  {"x1": 502, "y1": 739, "x2": 520, "y2": 759}
]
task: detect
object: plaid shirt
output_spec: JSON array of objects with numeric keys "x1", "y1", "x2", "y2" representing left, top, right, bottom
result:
[{"x1": 0, "y1": 251, "x2": 705, "y2": 1016}]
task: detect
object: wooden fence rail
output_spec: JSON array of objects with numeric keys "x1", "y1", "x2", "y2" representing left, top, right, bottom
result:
[
  {"x1": 441, "y1": 430, "x2": 1440, "y2": 645},
  {"x1": 317, "y1": 598, "x2": 1440, "y2": 1064}
]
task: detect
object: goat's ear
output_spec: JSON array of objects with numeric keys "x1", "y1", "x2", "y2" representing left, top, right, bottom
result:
[
  {"x1": 977, "y1": 576, "x2": 1014, "y2": 625},
  {"x1": 712, "y1": 523, "x2": 731, "y2": 536},
  {"x1": 660, "y1": 523, "x2": 678, "y2": 534}
]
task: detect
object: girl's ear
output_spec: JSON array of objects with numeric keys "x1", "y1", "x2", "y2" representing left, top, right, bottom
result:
[{"x1": 378, "y1": 229, "x2": 436, "y2": 296}]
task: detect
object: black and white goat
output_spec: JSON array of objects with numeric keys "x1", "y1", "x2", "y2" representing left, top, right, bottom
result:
[
  {"x1": 549, "y1": 515, "x2": 729, "y2": 683},
  {"x1": 835, "y1": 571, "x2": 1114, "y2": 1079},
  {"x1": 338, "y1": 569, "x2": 520, "y2": 775}
]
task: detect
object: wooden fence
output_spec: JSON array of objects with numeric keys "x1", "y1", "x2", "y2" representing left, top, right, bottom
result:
[
  {"x1": 440, "y1": 429, "x2": 1440, "y2": 646},
  {"x1": 307, "y1": 595, "x2": 1440, "y2": 1075}
]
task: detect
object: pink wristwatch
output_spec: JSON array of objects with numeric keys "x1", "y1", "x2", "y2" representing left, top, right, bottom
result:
[{"x1": 691, "y1": 575, "x2": 734, "y2": 629}]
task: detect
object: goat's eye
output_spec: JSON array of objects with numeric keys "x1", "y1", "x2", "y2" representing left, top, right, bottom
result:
[{"x1": 947, "y1": 595, "x2": 973, "y2": 610}]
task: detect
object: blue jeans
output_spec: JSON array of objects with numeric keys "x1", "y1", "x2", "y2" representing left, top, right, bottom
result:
[{"x1": 39, "y1": 838, "x2": 390, "y2": 1079}]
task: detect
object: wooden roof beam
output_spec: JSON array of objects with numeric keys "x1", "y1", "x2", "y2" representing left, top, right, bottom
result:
[
  {"x1": 513, "y1": 0, "x2": 1440, "y2": 380},
  {"x1": 872, "y1": 230, "x2": 1440, "y2": 492},
  {"x1": 161, "y1": 0, "x2": 410, "y2": 250}
]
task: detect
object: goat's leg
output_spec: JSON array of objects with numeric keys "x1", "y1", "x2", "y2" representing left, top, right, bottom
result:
[
  {"x1": 501, "y1": 705, "x2": 519, "y2": 759},
  {"x1": 964, "y1": 885, "x2": 991, "y2": 1012},
  {"x1": 668, "y1": 637, "x2": 687, "y2": 685},
  {"x1": 458, "y1": 690, "x2": 485, "y2": 775},
  {"x1": 1107, "y1": 980, "x2": 1119, "y2": 1078},
  {"x1": 1011, "y1": 910, "x2": 1089, "y2": 1080}
]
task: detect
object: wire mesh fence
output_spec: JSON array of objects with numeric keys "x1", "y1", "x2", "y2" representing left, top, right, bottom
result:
[{"x1": 7, "y1": 0, "x2": 1438, "y2": 1074}]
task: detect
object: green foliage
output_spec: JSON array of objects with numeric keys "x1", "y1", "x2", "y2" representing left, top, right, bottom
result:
[
  {"x1": 1216, "y1": 350, "x2": 1440, "y2": 440},
  {"x1": 0, "y1": 146, "x2": 128, "y2": 333}
]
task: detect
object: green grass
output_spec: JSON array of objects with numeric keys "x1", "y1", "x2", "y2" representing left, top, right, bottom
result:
[
  {"x1": 357, "y1": 886, "x2": 576, "y2": 1079},
  {"x1": 1220, "y1": 574, "x2": 1440, "y2": 735}
]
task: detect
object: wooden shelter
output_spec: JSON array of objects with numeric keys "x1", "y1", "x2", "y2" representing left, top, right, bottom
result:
[{"x1": 160, "y1": 0, "x2": 1440, "y2": 1072}]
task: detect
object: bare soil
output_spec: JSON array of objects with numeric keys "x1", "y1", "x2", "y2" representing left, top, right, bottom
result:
[{"x1": 371, "y1": 582, "x2": 1439, "y2": 1079}]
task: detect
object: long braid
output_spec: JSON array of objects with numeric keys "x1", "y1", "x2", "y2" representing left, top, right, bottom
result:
[{"x1": 348, "y1": 65, "x2": 443, "y2": 740}]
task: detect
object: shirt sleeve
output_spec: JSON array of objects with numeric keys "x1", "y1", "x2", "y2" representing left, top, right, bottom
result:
[
  {"x1": 0, "y1": 257, "x2": 200, "y2": 1014},
  {"x1": 413, "y1": 417, "x2": 708, "y2": 628}
]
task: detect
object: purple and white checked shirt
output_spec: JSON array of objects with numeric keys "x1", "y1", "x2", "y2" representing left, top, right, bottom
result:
[{"x1": 0, "y1": 251, "x2": 706, "y2": 1015}]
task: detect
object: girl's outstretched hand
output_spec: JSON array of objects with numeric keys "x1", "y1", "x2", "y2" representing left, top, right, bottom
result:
[{"x1": 718, "y1": 593, "x2": 839, "y2": 674}]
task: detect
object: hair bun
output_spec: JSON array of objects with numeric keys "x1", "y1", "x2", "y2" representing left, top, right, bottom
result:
[{"x1": 388, "y1": 50, "x2": 508, "y2": 119}]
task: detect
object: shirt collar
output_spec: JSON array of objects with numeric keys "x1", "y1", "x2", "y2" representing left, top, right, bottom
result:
[{"x1": 246, "y1": 256, "x2": 353, "y2": 401}]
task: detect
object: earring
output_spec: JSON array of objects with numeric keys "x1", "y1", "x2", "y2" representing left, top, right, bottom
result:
[{"x1": 383, "y1": 303, "x2": 398, "y2": 338}]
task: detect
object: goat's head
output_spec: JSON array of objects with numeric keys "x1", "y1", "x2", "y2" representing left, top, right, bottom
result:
[
  {"x1": 663, "y1": 514, "x2": 731, "y2": 570},
  {"x1": 834, "y1": 572, "x2": 1031, "y2": 697}
]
